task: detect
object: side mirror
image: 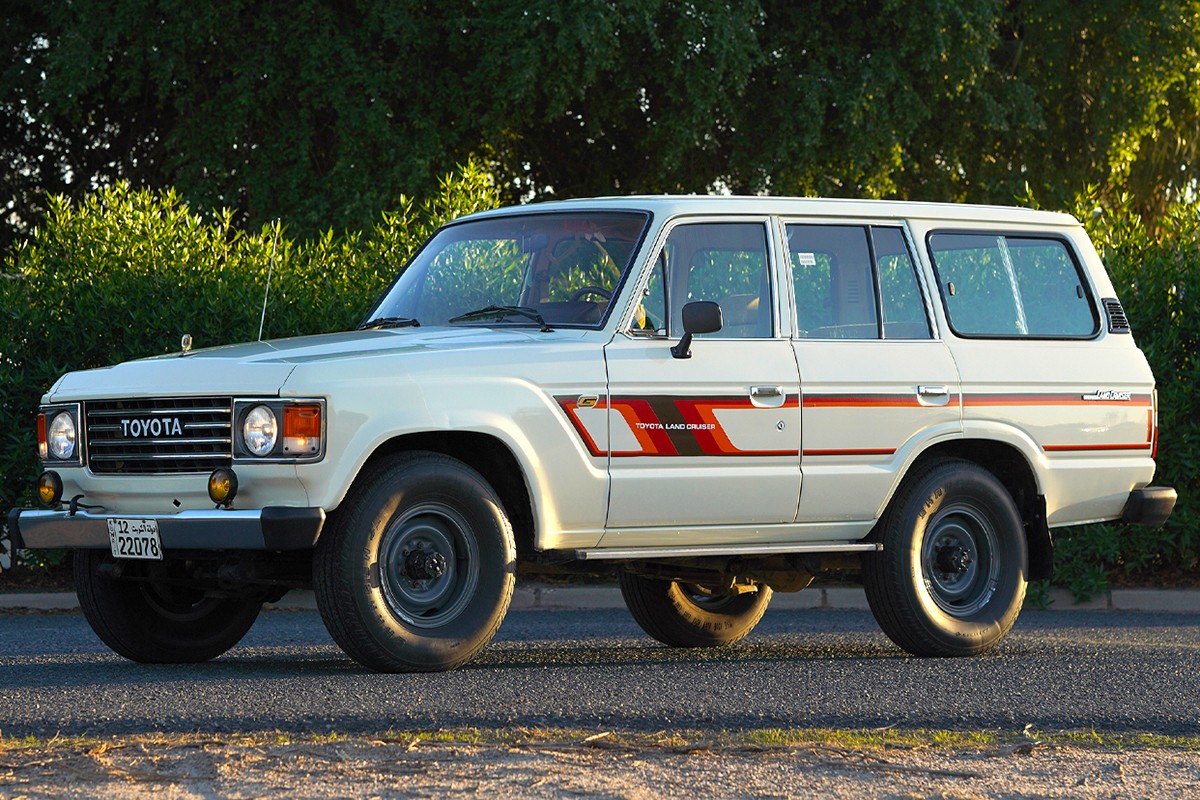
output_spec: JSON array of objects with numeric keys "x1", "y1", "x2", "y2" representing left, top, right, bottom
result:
[{"x1": 671, "y1": 301, "x2": 723, "y2": 359}]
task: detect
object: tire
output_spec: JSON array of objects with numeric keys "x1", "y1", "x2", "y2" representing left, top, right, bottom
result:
[
  {"x1": 619, "y1": 571, "x2": 772, "y2": 648},
  {"x1": 314, "y1": 452, "x2": 515, "y2": 672},
  {"x1": 74, "y1": 549, "x2": 262, "y2": 663},
  {"x1": 863, "y1": 459, "x2": 1027, "y2": 657}
]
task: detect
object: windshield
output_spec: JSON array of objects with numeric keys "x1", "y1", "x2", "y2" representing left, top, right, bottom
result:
[{"x1": 365, "y1": 211, "x2": 650, "y2": 329}]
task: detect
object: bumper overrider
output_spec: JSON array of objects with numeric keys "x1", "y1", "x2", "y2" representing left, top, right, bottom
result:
[
  {"x1": 1121, "y1": 486, "x2": 1177, "y2": 527},
  {"x1": 7, "y1": 506, "x2": 325, "y2": 552}
]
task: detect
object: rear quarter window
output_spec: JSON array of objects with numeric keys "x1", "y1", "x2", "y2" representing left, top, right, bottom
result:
[{"x1": 927, "y1": 232, "x2": 1098, "y2": 338}]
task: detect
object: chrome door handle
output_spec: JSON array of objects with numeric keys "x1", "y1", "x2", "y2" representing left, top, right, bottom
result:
[
  {"x1": 918, "y1": 385, "x2": 949, "y2": 397},
  {"x1": 750, "y1": 385, "x2": 783, "y2": 399}
]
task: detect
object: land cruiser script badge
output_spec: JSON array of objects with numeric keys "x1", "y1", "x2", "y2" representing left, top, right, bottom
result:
[
  {"x1": 1082, "y1": 389, "x2": 1132, "y2": 401},
  {"x1": 120, "y1": 418, "x2": 184, "y2": 437}
]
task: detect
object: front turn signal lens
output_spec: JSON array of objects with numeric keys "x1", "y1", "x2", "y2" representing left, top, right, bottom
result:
[
  {"x1": 283, "y1": 404, "x2": 322, "y2": 454},
  {"x1": 37, "y1": 413, "x2": 48, "y2": 460},
  {"x1": 37, "y1": 471, "x2": 63, "y2": 507},
  {"x1": 208, "y1": 467, "x2": 239, "y2": 506}
]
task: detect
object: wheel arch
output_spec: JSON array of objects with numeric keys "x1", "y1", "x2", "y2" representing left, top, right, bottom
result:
[
  {"x1": 333, "y1": 432, "x2": 536, "y2": 562},
  {"x1": 902, "y1": 439, "x2": 1053, "y2": 581}
]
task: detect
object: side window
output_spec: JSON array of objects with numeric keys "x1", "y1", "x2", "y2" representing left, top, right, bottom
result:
[
  {"x1": 638, "y1": 222, "x2": 773, "y2": 338},
  {"x1": 873, "y1": 228, "x2": 932, "y2": 339},
  {"x1": 928, "y1": 233, "x2": 1097, "y2": 338},
  {"x1": 787, "y1": 224, "x2": 932, "y2": 340},
  {"x1": 788, "y1": 225, "x2": 878, "y2": 339},
  {"x1": 1005, "y1": 238, "x2": 1097, "y2": 336}
]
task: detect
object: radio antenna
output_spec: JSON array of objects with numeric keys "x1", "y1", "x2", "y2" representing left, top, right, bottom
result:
[{"x1": 258, "y1": 222, "x2": 280, "y2": 342}]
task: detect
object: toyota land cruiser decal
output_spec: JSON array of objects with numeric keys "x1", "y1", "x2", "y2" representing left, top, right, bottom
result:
[{"x1": 558, "y1": 395, "x2": 800, "y2": 457}]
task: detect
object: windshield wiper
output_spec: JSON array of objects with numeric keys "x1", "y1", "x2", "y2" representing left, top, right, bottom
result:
[
  {"x1": 356, "y1": 316, "x2": 421, "y2": 330},
  {"x1": 448, "y1": 305, "x2": 552, "y2": 332}
]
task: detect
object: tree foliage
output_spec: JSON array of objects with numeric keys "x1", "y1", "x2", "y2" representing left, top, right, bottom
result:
[{"x1": 3, "y1": 1, "x2": 1199, "y2": 250}]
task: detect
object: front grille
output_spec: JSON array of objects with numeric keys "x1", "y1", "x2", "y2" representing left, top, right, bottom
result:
[{"x1": 86, "y1": 397, "x2": 233, "y2": 474}]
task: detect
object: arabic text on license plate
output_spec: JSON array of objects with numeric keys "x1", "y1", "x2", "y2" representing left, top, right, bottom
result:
[{"x1": 106, "y1": 518, "x2": 163, "y2": 560}]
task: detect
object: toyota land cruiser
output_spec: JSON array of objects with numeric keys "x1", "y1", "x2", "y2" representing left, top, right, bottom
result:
[{"x1": 8, "y1": 196, "x2": 1176, "y2": 671}]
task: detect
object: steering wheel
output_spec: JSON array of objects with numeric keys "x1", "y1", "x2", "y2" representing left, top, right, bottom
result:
[{"x1": 569, "y1": 286, "x2": 612, "y2": 303}]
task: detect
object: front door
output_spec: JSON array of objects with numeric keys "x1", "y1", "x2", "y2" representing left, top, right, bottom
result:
[{"x1": 599, "y1": 220, "x2": 802, "y2": 543}]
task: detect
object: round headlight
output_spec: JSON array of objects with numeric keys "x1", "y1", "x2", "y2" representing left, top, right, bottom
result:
[
  {"x1": 48, "y1": 411, "x2": 76, "y2": 460},
  {"x1": 242, "y1": 405, "x2": 278, "y2": 457}
]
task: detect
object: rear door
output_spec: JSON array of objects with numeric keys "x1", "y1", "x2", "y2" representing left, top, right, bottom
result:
[{"x1": 785, "y1": 222, "x2": 962, "y2": 523}]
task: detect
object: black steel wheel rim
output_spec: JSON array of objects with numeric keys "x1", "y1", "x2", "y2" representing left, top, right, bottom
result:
[
  {"x1": 379, "y1": 502, "x2": 480, "y2": 628},
  {"x1": 920, "y1": 503, "x2": 1000, "y2": 617}
]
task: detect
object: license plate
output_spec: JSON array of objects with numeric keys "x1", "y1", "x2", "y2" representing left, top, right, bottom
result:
[{"x1": 107, "y1": 518, "x2": 163, "y2": 561}]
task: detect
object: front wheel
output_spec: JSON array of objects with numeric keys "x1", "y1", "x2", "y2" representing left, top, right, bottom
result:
[
  {"x1": 619, "y1": 571, "x2": 772, "y2": 647},
  {"x1": 74, "y1": 550, "x2": 262, "y2": 663},
  {"x1": 863, "y1": 459, "x2": 1027, "y2": 657},
  {"x1": 314, "y1": 452, "x2": 515, "y2": 672}
]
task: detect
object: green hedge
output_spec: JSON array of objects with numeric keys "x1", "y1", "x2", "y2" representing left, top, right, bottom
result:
[
  {"x1": 0, "y1": 163, "x2": 500, "y2": 521},
  {"x1": 1, "y1": 178, "x2": 1195, "y2": 594},
  {"x1": 1050, "y1": 194, "x2": 1200, "y2": 596}
]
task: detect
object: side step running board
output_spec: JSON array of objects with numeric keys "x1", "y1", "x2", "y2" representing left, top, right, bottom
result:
[{"x1": 571, "y1": 541, "x2": 881, "y2": 561}]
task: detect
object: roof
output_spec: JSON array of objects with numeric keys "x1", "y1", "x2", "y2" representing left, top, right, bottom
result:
[{"x1": 461, "y1": 194, "x2": 1080, "y2": 227}]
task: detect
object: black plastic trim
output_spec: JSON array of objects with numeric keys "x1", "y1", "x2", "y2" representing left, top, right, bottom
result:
[
  {"x1": 261, "y1": 507, "x2": 326, "y2": 549},
  {"x1": 6, "y1": 507, "x2": 25, "y2": 550},
  {"x1": 1121, "y1": 486, "x2": 1177, "y2": 526}
]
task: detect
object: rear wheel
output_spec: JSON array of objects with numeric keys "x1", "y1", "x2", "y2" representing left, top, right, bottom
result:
[
  {"x1": 619, "y1": 571, "x2": 772, "y2": 647},
  {"x1": 863, "y1": 459, "x2": 1027, "y2": 657},
  {"x1": 74, "y1": 549, "x2": 262, "y2": 663},
  {"x1": 314, "y1": 452, "x2": 515, "y2": 672}
]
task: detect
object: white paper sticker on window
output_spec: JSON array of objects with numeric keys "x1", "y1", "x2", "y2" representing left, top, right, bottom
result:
[{"x1": 796, "y1": 252, "x2": 817, "y2": 266}]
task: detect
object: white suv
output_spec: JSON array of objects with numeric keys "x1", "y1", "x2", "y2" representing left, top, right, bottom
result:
[{"x1": 10, "y1": 196, "x2": 1176, "y2": 671}]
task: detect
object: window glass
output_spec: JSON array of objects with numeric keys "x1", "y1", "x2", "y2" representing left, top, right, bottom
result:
[
  {"x1": 632, "y1": 253, "x2": 668, "y2": 334},
  {"x1": 872, "y1": 227, "x2": 931, "y2": 339},
  {"x1": 929, "y1": 233, "x2": 1096, "y2": 337},
  {"x1": 1006, "y1": 238, "x2": 1097, "y2": 336},
  {"x1": 644, "y1": 223, "x2": 773, "y2": 339},
  {"x1": 787, "y1": 225, "x2": 879, "y2": 339},
  {"x1": 420, "y1": 238, "x2": 525, "y2": 324},
  {"x1": 370, "y1": 212, "x2": 648, "y2": 328}
]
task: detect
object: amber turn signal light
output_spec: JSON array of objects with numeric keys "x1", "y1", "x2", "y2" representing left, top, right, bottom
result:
[
  {"x1": 37, "y1": 471, "x2": 63, "y2": 507},
  {"x1": 207, "y1": 467, "x2": 239, "y2": 506},
  {"x1": 283, "y1": 404, "x2": 322, "y2": 454},
  {"x1": 36, "y1": 413, "x2": 48, "y2": 460}
]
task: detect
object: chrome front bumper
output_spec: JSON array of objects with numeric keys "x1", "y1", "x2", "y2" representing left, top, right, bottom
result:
[{"x1": 7, "y1": 507, "x2": 325, "y2": 551}]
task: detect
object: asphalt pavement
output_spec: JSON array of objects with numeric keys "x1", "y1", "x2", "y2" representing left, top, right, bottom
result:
[
  {"x1": 4, "y1": 582, "x2": 1200, "y2": 613},
  {"x1": 2, "y1": 601, "x2": 1197, "y2": 739}
]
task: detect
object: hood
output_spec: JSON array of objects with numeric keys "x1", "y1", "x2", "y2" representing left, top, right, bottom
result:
[{"x1": 48, "y1": 327, "x2": 575, "y2": 400}]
